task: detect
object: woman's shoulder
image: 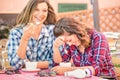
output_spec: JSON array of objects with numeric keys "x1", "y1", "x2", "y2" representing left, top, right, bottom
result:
[
  {"x1": 9, "y1": 25, "x2": 24, "y2": 35},
  {"x1": 45, "y1": 24, "x2": 55, "y2": 30},
  {"x1": 92, "y1": 30, "x2": 106, "y2": 39}
]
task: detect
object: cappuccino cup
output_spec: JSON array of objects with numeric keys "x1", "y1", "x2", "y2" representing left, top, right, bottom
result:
[{"x1": 25, "y1": 62, "x2": 37, "y2": 70}]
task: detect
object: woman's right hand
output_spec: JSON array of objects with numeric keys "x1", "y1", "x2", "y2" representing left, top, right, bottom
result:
[
  {"x1": 22, "y1": 23, "x2": 35, "y2": 41},
  {"x1": 53, "y1": 36, "x2": 65, "y2": 48}
]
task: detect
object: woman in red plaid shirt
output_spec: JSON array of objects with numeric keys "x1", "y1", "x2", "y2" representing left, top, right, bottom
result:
[{"x1": 51, "y1": 17, "x2": 116, "y2": 79}]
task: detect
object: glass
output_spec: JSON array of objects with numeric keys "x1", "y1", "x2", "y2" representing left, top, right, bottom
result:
[
  {"x1": 115, "y1": 39, "x2": 120, "y2": 51},
  {"x1": 1, "y1": 50, "x2": 11, "y2": 70},
  {"x1": 0, "y1": 54, "x2": 2, "y2": 70}
]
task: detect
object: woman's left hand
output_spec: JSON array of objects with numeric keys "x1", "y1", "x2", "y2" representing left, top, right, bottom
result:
[{"x1": 51, "y1": 66, "x2": 70, "y2": 75}]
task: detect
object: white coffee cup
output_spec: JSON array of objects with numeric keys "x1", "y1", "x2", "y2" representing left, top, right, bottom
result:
[
  {"x1": 25, "y1": 62, "x2": 37, "y2": 70},
  {"x1": 59, "y1": 62, "x2": 71, "y2": 67}
]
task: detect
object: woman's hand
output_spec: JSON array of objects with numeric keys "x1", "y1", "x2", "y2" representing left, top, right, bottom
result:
[
  {"x1": 22, "y1": 23, "x2": 36, "y2": 41},
  {"x1": 51, "y1": 66, "x2": 71, "y2": 75},
  {"x1": 53, "y1": 36, "x2": 65, "y2": 63},
  {"x1": 53, "y1": 36, "x2": 65, "y2": 48}
]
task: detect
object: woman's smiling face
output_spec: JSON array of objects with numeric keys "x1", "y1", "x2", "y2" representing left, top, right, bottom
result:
[
  {"x1": 32, "y1": 2, "x2": 48, "y2": 24},
  {"x1": 61, "y1": 31, "x2": 81, "y2": 46}
]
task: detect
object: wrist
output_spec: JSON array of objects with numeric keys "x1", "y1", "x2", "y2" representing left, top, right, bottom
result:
[
  {"x1": 21, "y1": 37, "x2": 29, "y2": 41},
  {"x1": 53, "y1": 45, "x2": 59, "y2": 51},
  {"x1": 53, "y1": 44, "x2": 59, "y2": 48}
]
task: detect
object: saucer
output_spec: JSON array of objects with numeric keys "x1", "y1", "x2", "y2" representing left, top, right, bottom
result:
[{"x1": 21, "y1": 68, "x2": 40, "y2": 72}]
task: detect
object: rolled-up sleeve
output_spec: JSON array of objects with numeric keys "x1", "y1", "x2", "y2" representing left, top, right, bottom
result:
[
  {"x1": 91, "y1": 33, "x2": 115, "y2": 77},
  {"x1": 47, "y1": 45, "x2": 54, "y2": 68},
  {"x1": 7, "y1": 29, "x2": 24, "y2": 69}
]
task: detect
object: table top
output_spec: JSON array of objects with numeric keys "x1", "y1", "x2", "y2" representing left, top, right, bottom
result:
[{"x1": 0, "y1": 70, "x2": 104, "y2": 80}]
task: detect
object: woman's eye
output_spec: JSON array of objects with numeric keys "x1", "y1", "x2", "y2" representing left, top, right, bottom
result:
[
  {"x1": 43, "y1": 9, "x2": 47, "y2": 12},
  {"x1": 68, "y1": 39, "x2": 72, "y2": 42},
  {"x1": 35, "y1": 8, "x2": 39, "y2": 11}
]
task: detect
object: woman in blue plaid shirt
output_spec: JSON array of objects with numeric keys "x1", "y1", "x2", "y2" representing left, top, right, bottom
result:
[{"x1": 7, "y1": 0, "x2": 56, "y2": 69}]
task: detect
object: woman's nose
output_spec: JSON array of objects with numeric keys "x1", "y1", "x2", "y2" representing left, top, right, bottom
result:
[{"x1": 37, "y1": 11, "x2": 43, "y2": 16}]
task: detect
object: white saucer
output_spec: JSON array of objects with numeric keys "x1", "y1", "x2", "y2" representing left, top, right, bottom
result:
[{"x1": 21, "y1": 68, "x2": 40, "y2": 72}]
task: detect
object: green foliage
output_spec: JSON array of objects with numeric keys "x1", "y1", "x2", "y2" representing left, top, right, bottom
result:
[
  {"x1": 114, "y1": 64, "x2": 120, "y2": 68},
  {"x1": 0, "y1": 26, "x2": 10, "y2": 39}
]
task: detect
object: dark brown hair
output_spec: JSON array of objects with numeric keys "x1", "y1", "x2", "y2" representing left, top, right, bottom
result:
[
  {"x1": 16, "y1": 0, "x2": 56, "y2": 26},
  {"x1": 54, "y1": 17, "x2": 91, "y2": 47}
]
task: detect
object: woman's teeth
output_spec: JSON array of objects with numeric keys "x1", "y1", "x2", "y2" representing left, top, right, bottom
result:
[{"x1": 35, "y1": 21, "x2": 40, "y2": 25}]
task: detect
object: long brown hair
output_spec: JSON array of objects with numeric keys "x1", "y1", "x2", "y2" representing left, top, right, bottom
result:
[
  {"x1": 54, "y1": 17, "x2": 91, "y2": 48},
  {"x1": 16, "y1": 0, "x2": 56, "y2": 26}
]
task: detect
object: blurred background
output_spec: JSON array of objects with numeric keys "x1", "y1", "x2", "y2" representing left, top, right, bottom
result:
[{"x1": 0, "y1": 0, "x2": 120, "y2": 39}]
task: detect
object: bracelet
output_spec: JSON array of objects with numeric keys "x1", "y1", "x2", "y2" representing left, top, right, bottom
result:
[{"x1": 84, "y1": 68, "x2": 92, "y2": 77}]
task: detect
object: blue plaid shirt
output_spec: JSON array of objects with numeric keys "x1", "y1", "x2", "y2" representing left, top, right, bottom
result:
[{"x1": 7, "y1": 24, "x2": 55, "y2": 69}]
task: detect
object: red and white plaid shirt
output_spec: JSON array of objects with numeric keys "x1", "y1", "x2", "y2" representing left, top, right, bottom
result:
[{"x1": 59, "y1": 30, "x2": 116, "y2": 77}]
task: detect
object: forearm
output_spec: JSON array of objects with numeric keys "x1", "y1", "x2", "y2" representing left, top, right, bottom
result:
[
  {"x1": 17, "y1": 38, "x2": 28, "y2": 59},
  {"x1": 9, "y1": 54, "x2": 24, "y2": 69},
  {"x1": 53, "y1": 46, "x2": 62, "y2": 63},
  {"x1": 37, "y1": 61, "x2": 49, "y2": 69},
  {"x1": 60, "y1": 66, "x2": 95, "y2": 75}
]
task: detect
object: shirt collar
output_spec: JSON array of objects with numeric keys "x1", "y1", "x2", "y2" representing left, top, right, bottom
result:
[
  {"x1": 38, "y1": 25, "x2": 49, "y2": 39},
  {"x1": 87, "y1": 29, "x2": 95, "y2": 39}
]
